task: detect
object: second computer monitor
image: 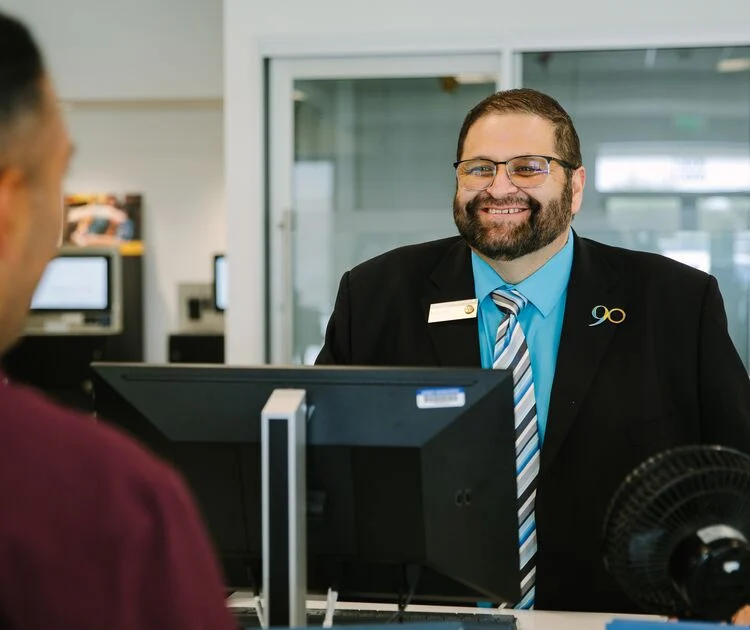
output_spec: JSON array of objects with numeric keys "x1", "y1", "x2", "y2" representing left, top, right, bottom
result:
[
  {"x1": 91, "y1": 363, "x2": 520, "y2": 605},
  {"x1": 213, "y1": 254, "x2": 227, "y2": 312},
  {"x1": 27, "y1": 245, "x2": 122, "y2": 334}
]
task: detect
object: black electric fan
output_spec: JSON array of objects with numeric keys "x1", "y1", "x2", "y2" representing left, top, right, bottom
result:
[{"x1": 603, "y1": 444, "x2": 750, "y2": 621}]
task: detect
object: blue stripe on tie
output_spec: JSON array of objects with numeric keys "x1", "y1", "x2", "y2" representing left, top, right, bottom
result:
[
  {"x1": 517, "y1": 587, "x2": 535, "y2": 610},
  {"x1": 516, "y1": 435, "x2": 539, "y2": 472},
  {"x1": 515, "y1": 364, "x2": 532, "y2": 390},
  {"x1": 493, "y1": 346, "x2": 506, "y2": 364},
  {"x1": 519, "y1": 516, "x2": 535, "y2": 544},
  {"x1": 493, "y1": 330, "x2": 512, "y2": 361},
  {"x1": 513, "y1": 377, "x2": 532, "y2": 406}
]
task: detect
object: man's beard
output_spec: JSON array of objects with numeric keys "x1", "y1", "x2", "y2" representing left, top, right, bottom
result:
[{"x1": 453, "y1": 179, "x2": 573, "y2": 261}]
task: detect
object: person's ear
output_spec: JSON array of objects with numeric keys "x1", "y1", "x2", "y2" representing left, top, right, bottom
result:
[
  {"x1": 0, "y1": 166, "x2": 31, "y2": 264},
  {"x1": 570, "y1": 166, "x2": 586, "y2": 217}
]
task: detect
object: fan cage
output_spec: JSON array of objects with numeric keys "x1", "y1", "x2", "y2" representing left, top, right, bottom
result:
[{"x1": 603, "y1": 445, "x2": 750, "y2": 615}]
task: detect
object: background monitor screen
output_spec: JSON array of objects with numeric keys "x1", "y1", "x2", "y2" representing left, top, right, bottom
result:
[
  {"x1": 214, "y1": 254, "x2": 227, "y2": 311},
  {"x1": 31, "y1": 255, "x2": 109, "y2": 311},
  {"x1": 91, "y1": 363, "x2": 520, "y2": 605}
]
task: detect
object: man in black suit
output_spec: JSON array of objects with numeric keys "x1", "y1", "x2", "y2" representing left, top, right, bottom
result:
[{"x1": 316, "y1": 88, "x2": 750, "y2": 615}]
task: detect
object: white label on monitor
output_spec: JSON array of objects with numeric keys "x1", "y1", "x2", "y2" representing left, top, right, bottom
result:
[
  {"x1": 416, "y1": 388, "x2": 466, "y2": 409},
  {"x1": 42, "y1": 320, "x2": 71, "y2": 333},
  {"x1": 31, "y1": 256, "x2": 108, "y2": 310},
  {"x1": 60, "y1": 313, "x2": 85, "y2": 324}
]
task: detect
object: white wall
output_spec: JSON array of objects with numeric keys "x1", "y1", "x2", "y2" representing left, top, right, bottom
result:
[
  {"x1": 0, "y1": 0, "x2": 222, "y2": 100},
  {"x1": 1, "y1": 0, "x2": 225, "y2": 362},
  {"x1": 248, "y1": 0, "x2": 750, "y2": 44},
  {"x1": 65, "y1": 104, "x2": 225, "y2": 361}
]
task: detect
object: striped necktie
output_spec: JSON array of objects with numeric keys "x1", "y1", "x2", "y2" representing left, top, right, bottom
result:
[{"x1": 491, "y1": 288, "x2": 538, "y2": 610}]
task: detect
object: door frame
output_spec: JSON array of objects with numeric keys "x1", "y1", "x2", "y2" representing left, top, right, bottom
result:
[{"x1": 268, "y1": 53, "x2": 514, "y2": 363}]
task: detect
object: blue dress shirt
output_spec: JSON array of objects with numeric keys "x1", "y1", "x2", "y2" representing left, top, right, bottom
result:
[{"x1": 472, "y1": 229, "x2": 574, "y2": 443}]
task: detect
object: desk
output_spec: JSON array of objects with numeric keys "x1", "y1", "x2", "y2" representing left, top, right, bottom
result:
[
  {"x1": 509, "y1": 609, "x2": 662, "y2": 630},
  {"x1": 226, "y1": 593, "x2": 664, "y2": 629}
]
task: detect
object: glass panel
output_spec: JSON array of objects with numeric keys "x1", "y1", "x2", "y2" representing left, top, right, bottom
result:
[
  {"x1": 523, "y1": 47, "x2": 750, "y2": 368},
  {"x1": 290, "y1": 77, "x2": 496, "y2": 364}
]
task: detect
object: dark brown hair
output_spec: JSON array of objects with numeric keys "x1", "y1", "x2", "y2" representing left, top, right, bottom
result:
[
  {"x1": 456, "y1": 88, "x2": 582, "y2": 168},
  {"x1": 0, "y1": 11, "x2": 45, "y2": 165}
]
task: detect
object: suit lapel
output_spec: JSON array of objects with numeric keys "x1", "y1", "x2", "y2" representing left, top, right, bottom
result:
[
  {"x1": 417, "y1": 234, "x2": 625, "y2": 470},
  {"x1": 420, "y1": 240, "x2": 482, "y2": 367},
  {"x1": 541, "y1": 234, "x2": 623, "y2": 474}
]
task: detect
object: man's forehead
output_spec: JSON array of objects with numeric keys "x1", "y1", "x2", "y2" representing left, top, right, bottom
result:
[
  {"x1": 469, "y1": 112, "x2": 555, "y2": 136},
  {"x1": 464, "y1": 113, "x2": 556, "y2": 155}
]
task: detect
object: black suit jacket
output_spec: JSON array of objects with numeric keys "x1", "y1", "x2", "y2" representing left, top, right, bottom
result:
[{"x1": 317, "y1": 233, "x2": 750, "y2": 613}]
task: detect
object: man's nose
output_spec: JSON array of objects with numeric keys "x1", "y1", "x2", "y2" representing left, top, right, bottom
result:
[{"x1": 486, "y1": 165, "x2": 521, "y2": 196}]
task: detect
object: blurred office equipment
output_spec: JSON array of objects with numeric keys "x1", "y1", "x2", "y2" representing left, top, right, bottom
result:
[
  {"x1": 167, "y1": 255, "x2": 225, "y2": 364},
  {"x1": 214, "y1": 253, "x2": 227, "y2": 312},
  {"x1": 26, "y1": 246, "x2": 123, "y2": 335},
  {"x1": 2, "y1": 246, "x2": 144, "y2": 412}
]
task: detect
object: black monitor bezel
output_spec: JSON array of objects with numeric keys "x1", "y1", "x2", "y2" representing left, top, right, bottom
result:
[{"x1": 90, "y1": 362, "x2": 520, "y2": 605}]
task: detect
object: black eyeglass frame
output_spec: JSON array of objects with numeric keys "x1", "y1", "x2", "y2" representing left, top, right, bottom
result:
[{"x1": 453, "y1": 154, "x2": 580, "y2": 190}]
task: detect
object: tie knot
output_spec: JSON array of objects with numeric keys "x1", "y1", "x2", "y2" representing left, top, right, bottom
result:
[{"x1": 491, "y1": 288, "x2": 527, "y2": 316}]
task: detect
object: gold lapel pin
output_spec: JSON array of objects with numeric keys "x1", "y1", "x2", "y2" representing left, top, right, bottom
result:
[{"x1": 589, "y1": 305, "x2": 626, "y2": 327}]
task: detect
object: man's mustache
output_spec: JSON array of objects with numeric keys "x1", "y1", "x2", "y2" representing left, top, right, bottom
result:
[{"x1": 465, "y1": 193, "x2": 541, "y2": 215}]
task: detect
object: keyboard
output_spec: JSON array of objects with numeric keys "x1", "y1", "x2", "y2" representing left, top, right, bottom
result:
[{"x1": 234, "y1": 606, "x2": 517, "y2": 628}]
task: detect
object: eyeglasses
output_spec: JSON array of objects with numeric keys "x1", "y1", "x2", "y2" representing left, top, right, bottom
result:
[{"x1": 453, "y1": 155, "x2": 579, "y2": 191}]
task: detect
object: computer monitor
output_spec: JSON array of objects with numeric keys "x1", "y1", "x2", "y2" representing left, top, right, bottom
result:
[
  {"x1": 90, "y1": 363, "x2": 520, "y2": 605},
  {"x1": 213, "y1": 254, "x2": 227, "y2": 312},
  {"x1": 26, "y1": 246, "x2": 122, "y2": 334}
]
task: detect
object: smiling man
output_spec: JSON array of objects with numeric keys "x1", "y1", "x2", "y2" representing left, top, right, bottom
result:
[
  {"x1": 316, "y1": 88, "x2": 750, "y2": 615},
  {"x1": 452, "y1": 111, "x2": 583, "y2": 281}
]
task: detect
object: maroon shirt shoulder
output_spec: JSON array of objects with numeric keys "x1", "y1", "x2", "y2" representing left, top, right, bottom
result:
[{"x1": 0, "y1": 375, "x2": 237, "y2": 630}]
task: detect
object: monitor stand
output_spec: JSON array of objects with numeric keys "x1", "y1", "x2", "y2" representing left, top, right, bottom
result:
[{"x1": 261, "y1": 388, "x2": 308, "y2": 627}]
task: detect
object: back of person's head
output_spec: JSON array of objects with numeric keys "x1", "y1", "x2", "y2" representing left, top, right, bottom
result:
[
  {"x1": 456, "y1": 88, "x2": 582, "y2": 169},
  {"x1": 0, "y1": 12, "x2": 45, "y2": 172},
  {"x1": 0, "y1": 11, "x2": 71, "y2": 355}
]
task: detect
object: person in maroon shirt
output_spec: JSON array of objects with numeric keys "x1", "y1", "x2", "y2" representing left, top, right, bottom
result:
[{"x1": 0, "y1": 12, "x2": 237, "y2": 630}]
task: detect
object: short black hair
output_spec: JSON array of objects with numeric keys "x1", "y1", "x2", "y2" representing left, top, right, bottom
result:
[{"x1": 0, "y1": 12, "x2": 45, "y2": 139}]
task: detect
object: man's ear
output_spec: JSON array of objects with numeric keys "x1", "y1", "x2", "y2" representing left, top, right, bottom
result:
[
  {"x1": 0, "y1": 166, "x2": 30, "y2": 264},
  {"x1": 570, "y1": 166, "x2": 586, "y2": 217}
]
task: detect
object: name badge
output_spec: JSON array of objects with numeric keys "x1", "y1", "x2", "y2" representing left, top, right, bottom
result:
[{"x1": 428, "y1": 298, "x2": 478, "y2": 323}]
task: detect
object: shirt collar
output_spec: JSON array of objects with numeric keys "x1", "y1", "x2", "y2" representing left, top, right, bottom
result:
[{"x1": 471, "y1": 227, "x2": 574, "y2": 317}]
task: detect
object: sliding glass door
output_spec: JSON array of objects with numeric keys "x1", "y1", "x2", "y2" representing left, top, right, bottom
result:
[
  {"x1": 268, "y1": 55, "x2": 505, "y2": 364},
  {"x1": 522, "y1": 46, "x2": 750, "y2": 366}
]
